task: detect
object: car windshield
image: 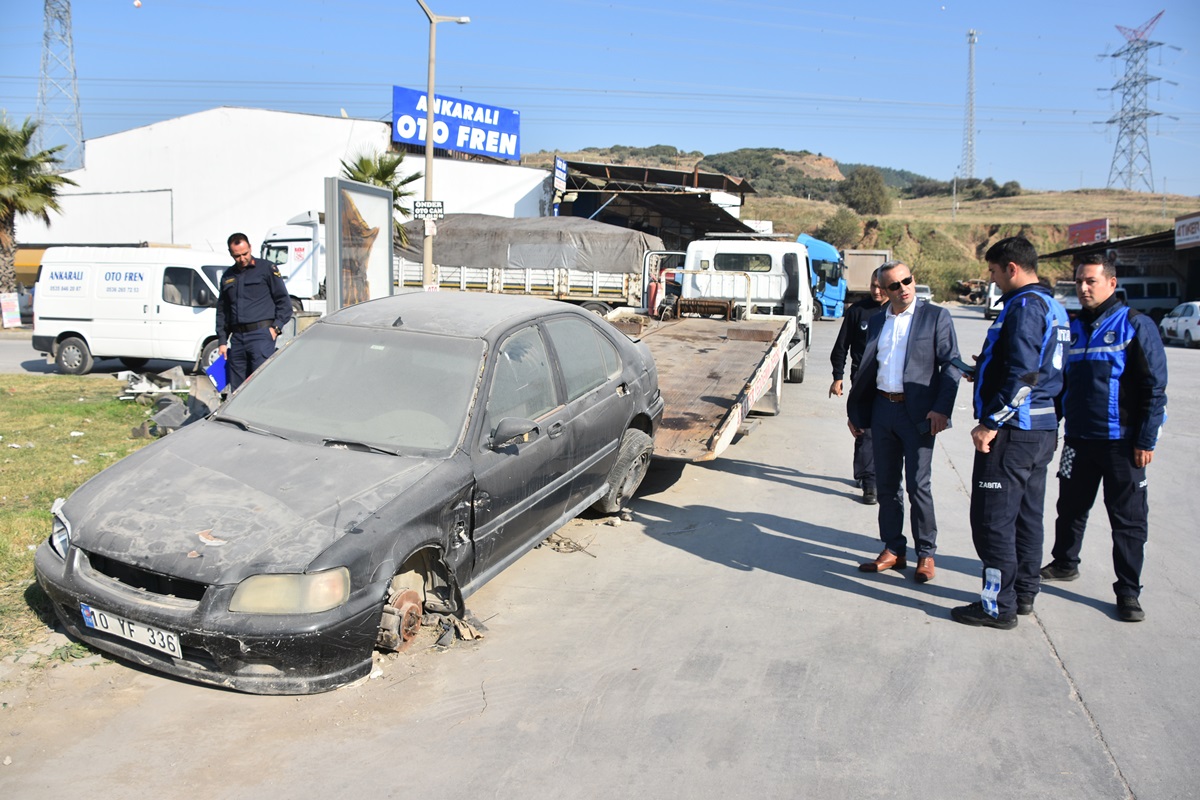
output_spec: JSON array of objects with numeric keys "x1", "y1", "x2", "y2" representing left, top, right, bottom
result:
[{"x1": 222, "y1": 323, "x2": 485, "y2": 456}]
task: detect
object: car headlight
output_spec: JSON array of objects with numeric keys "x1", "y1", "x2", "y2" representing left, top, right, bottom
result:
[
  {"x1": 228, "y1": 567, "x2": 351, "y2": 614},
  {"x1": 49, "y1": 497, "x2": 71, "y2": 559}
]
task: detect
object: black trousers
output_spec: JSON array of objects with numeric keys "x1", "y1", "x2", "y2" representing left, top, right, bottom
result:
[
  {"x1": 969, "y1": 428, "x2": 1057, "y2": 617},
  {"x1": 871, "y1": 396, "x2": 937, "y2": 559},
  {"x1": 1051, "y1": 438, "x2": 1148, "y2": 598},
  {"x1": 853, "y1": 428, "x2": 875, "y2": 488},
  {"x1": 226, "y1": 328, "x2": 276, "y2": 391}
]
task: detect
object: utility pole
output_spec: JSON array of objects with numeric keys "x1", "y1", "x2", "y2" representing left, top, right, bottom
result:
[
  {"x1": 36, "y1": 0, "x2": 84, "y2": 171},
  {"x1": 1105, "y1": 11, "x2": 1165, "y2": 193}
]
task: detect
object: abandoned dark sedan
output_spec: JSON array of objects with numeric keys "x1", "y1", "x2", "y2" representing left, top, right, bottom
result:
[{"x1": 35, "y1": 292, "x2": 663, "y2": 694}]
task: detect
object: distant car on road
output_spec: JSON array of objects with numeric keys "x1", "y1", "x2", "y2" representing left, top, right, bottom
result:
[
  {"x1": 1160, "y1": 301, "x2": 1200, "y2": 348},
  {"x1": 914, "y1": 284, "x2": 933, "y2": 304},
  {"x1": 983, "y1": 281, "x2": 1003, "y2": 320},
  {"x1": 35, "y1": 292, "x2": 664, "y2": 694}
]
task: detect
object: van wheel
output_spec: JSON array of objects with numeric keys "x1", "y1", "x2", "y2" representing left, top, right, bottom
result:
[
  {"x1": 56, "y1": 337, "x2": 93, "y2": 375},
  {"x1": 120, "y1": 357, "x2": 149, "y2": 371},
  {"x1": 198, "y1": 340, "x2": 220, "y2": 372},
  {"x1": 593, "y1": 429, "x2": 653, "y2": 514},
  {"x1": 291, "y1": 297, "x2": 304, "y2": 313}
]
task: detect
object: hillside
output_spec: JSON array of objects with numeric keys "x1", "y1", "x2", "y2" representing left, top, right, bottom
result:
[{"x1": 524, "y1": 146, "x2": 1196, "y2": 298}]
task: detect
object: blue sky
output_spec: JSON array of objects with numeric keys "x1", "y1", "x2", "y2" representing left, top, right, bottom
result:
[{"x1": 3, "y1": 1, "x2": 1198, "y2": 195}]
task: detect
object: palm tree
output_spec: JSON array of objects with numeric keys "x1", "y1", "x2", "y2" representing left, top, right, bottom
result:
[
  {"x1": 1, "y1": 116, "x2": 77, "y2": 293},
  {"x1": 340, "y1": 148, "x2": 422, "y2": 246}
]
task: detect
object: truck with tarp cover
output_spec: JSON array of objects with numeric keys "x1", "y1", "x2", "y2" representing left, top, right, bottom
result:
[{"x1": 396, "y1": 214, "x2": 664, "y2": 314}]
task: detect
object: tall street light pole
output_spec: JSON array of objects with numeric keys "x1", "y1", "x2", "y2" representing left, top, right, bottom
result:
[{"x1": 415, "y1": 0, "x2": 469, "y2": 289}]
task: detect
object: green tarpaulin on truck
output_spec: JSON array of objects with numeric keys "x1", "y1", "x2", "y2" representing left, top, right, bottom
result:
[{"x1": 399, "y1": 214, "x2": 665, "y2": 275}]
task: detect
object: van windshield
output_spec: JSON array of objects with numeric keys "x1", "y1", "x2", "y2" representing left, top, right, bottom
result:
[{"x1": 202, "y1": 265, "x2": 224, "y2": 289}]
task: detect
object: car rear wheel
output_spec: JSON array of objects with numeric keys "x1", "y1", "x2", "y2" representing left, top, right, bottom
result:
[
  {"x1": 1186, "y1": 330, "x2": 1194, "y2": 349},
  {"x1": 55, "y1": 336, "x2": 93, "y2": 375},
  {"x1": 594, "y1": 429, "x2": 653, "y2": 514}
]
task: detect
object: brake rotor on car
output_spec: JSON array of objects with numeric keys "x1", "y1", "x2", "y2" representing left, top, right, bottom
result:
[{"x1": 378, "y1": 588, "x2": 424, "y2": 653}]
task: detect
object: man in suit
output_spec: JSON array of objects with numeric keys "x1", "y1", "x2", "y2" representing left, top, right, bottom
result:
[{"x1": 847, "y1": 261, "x2": 962, "y2": 583}]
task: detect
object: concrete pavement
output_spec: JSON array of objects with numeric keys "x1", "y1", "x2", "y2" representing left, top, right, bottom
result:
[{"x1": 0, "y1": 303, "x2": 1196, "y2": 799}]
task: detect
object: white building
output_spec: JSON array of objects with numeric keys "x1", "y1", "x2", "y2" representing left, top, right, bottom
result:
[{"x1": 17, "y1": 107, "x2": 551, "y2": 252}]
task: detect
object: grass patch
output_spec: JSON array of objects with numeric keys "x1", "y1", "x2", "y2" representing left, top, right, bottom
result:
[{"x1": 0, "y1": 375, "x2": 156, "y2": 657}]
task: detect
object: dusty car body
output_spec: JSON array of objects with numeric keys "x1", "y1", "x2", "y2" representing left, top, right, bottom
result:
[{"x1": 35, "y1": 292, "x2": 663, "y2": 694}]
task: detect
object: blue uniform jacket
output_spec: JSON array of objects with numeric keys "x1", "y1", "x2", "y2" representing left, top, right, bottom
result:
[
  {"x1": 1061, "y1": 296, "x2": 1168, "y2": 450},
  {"x1": 215, "y1": 257, "x2": 293, "y2": 340},
  {"x1": 974, "y1": 283, "x2": 1069, "y2": 431}
]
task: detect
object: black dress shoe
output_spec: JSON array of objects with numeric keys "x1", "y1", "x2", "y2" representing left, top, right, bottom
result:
[
  {"x1": 862, "y1": 486, "x2": 877, "y2": 505},
  {"x1": 1117, "y1": 595, "x2": 1145, "y2": 622},
  {"x1": 951, "y1": 602, "x2": 1017, "y2": 630},
  {"x1": 1016, "y1": 594, "x2": 1035, "y2": 615},
  {"x1": 1040, "y1": 563, "x2": 1079, "y2": 581}
]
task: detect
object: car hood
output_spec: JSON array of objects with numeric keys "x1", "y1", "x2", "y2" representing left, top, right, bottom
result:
[{"x1": 63, "y1": 421, "x2": 441, "y2": 585}]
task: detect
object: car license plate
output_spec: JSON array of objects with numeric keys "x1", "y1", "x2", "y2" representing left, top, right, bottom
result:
[{"x1": 80, "y1": 603, "x2": 181, "y2": 657}]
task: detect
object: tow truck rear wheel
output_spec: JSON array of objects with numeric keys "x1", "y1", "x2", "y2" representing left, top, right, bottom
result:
[{"x1": 787, "y1": 354, "x2": 806, "y2": 384}]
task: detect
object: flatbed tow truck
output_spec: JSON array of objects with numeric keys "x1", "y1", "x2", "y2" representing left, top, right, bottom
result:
[
  {"x1": 609, "y1": 237, "x2": 812, "y2": 462},
  {"x1": 627, "y1": 315, "x2": 793, "y2": 461}
]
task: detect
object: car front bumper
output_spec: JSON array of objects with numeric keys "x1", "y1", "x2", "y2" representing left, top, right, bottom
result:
[{"x1": 34, "y1": 541, "x2": 387, "y2": 695}]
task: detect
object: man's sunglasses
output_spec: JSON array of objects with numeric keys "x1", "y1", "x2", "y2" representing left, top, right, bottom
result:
[{"x1": 886, "y1": 276, "x2": 914, "y2": 291}]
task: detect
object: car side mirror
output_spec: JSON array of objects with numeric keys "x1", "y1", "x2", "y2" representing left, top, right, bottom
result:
[
  {"x1": 491, "y1": 417, "x2": 538, "y2": 449},
  {"x1": 196, "y1": 286, "x2": 215, "y2": 307}
]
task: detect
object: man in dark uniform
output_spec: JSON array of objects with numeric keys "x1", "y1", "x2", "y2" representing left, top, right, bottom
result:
[
  {"x1": 829, "y1": 269, "x2": 885, "y2": 504},
  {"x1": 952, "y1": 236, "x2": 1069, "y2": 630},
  {"x1": 1041, "y1": 252, "x2": 1167, "y2": 622},
  {"x1": 215, "y1": 232, "x2": 293, "y2": 391}
]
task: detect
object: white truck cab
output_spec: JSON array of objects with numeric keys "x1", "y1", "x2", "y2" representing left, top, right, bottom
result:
[
  {"x1": 656, "y1": 237, "x2": 814, "y2": 382},
  {"x1": 261, "y1": 211, "x2": 326, "y2": 313}
]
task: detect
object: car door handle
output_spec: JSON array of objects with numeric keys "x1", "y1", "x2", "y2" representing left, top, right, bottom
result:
[{"x1": 547, "y1": 420, "x2": 565, "y2": 439}]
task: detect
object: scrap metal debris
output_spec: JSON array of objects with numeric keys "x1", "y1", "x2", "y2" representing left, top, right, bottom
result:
[
  {"x1": 541, "y1": 531, "x2": 598, "y2": 557},
  {"x1": 120, "y1": 367, "x2": 223, "y2": 439}
]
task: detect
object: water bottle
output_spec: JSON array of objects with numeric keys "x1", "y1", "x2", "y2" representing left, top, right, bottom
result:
[{"x1": 982, "y1": 568, "x2": 1001, "y2": 618}]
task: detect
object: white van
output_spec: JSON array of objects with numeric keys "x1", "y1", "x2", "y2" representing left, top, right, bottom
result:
[
  {"x1": 1116, "y1": 276, "x2": 1180, "y2": 322},
  {"x1": 33, "y1": 247, "x2": 227, "y2": 375}
]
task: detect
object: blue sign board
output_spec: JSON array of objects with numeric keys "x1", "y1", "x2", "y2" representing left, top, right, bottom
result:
[
  {"x1": 391, "y1": 86, "x2": 521, "y2": 160},
  {"x1": 553, "y1": 156, "x2": 568, "y2": 192}
]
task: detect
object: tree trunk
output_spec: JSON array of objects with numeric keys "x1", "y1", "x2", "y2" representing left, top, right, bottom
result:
[{"x1": 0, "y1": 210, "x2": 18, "y2": 294}]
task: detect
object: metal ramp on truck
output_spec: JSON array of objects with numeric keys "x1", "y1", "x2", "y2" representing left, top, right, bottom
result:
[{"x1": 631, "y1": 316, "x2": 792, "y2": 462}]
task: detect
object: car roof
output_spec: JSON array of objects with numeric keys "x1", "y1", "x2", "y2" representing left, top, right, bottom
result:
[{"x1": 321, "y1": 290, "x2": 592, "y2": 339}]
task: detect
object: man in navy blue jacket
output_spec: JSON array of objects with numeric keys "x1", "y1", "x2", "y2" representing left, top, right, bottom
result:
[
  {"x1": 1041, "y1": 252, "x2": 1168, "y2": 622},
  {"x1": 953, "y1": 237, "x2": 1070, "y2": 629},
  {"x1": 829, "y1": 270, "x2": 886, "y2": 504}
]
